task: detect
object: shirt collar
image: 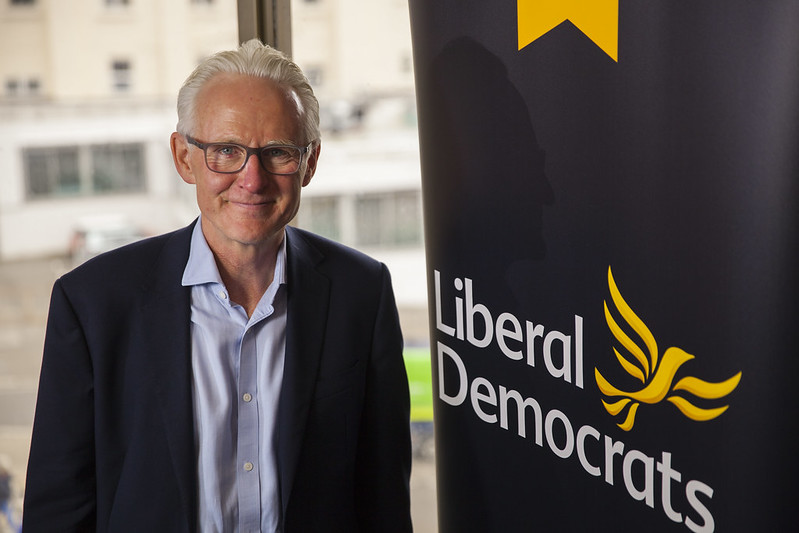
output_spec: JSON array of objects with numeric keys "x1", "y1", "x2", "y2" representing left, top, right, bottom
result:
[{"x1": 181, "y1": 217, "x2": 288, "y2": 288}]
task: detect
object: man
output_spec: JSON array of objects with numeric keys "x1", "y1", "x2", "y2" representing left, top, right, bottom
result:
[{"x1": 23, "y1": 40, "x2": 413, "y2": 533}]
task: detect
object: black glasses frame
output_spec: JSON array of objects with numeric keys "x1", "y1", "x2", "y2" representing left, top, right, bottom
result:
[{"x1": 185, "y1": 135, "x2": 312, "y2": 175}]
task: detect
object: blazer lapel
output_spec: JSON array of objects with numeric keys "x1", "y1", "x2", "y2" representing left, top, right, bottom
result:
[
  {"x1": 139, "y1": 224, "x2": 197, "y2": 531},
  {"x1": 278, "y1": 227, "x2": 331, "y2": 513}
]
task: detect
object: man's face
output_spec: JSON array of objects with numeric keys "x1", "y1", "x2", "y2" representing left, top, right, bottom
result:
[{"x1": 172, "y1": 73, "x2": 318, "y2": 253}]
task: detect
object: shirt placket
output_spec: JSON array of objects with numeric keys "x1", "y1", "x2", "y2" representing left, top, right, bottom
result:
[
  {"x1": 236, "y1": 305, "x2": 275, "y2": 533},
  {"x1": 236, "y1": 322, "x2": 260, "y2": 532}
]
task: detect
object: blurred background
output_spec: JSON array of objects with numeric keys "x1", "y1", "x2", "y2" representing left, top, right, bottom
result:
[{"x1": 0, "y1": 0, "x2": 434, "y2": 530}]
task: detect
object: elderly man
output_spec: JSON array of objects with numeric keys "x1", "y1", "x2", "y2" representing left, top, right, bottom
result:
[{"x1": 23, "y1": 40, "x2": 412, "y2": 533}]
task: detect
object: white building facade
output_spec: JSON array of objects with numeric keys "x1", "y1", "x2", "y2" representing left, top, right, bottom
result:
[
  {"x1": 0, "y1": 0, "x2": 239, "y2": 259},
  {"x1": 0, "y1": 0, "x2": 425, "y2": 322}
]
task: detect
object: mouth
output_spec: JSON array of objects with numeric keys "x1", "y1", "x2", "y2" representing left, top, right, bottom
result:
[{"x1": 228, "y1": 199, "x2": 274, "y2": 209}]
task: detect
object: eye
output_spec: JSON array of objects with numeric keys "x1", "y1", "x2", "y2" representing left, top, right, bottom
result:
[
  {"x1": 210, "y1": 144, "x2": 243, "y2": 158},
  {"x1": 264, "y1": 147, "x2": 293, "y2": 160}
]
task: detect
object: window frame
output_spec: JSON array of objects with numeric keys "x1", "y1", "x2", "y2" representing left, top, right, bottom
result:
[{"x1": 23, "y1": 143, "x2": 148, "y2": 200}]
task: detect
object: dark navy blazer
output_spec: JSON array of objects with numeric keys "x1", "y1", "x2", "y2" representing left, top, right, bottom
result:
[{"x1": 23, "y1": 222, "x2": 412, "y2": 532}]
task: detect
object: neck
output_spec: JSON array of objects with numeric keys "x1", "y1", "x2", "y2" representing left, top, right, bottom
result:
[{"x1": 207, "y1": 230, "x2": 284, "y2": 318}]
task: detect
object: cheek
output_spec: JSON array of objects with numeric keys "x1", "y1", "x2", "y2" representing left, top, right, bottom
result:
[
  {"x1": 197, "y1": 174, "x2": 234, "y2": 199},
  {"x1": 276, "y1": 176, "x2": 303, "y2": 198}
]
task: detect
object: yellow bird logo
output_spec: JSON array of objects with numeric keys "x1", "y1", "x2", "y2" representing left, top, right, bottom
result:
[{"x1": 595, "y1": 267, "x2": 742, "y2": 431}]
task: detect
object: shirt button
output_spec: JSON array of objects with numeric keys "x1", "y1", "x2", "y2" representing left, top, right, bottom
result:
[
  {"x1": 243, "y1": 462, "x2": 254, "y2": 472},
  {"x1": 218, "y1": 290, "x2": 228, "y2": 300},
  {"x1": 242, "y1": 393, "x2": 252, "y2": 402}
]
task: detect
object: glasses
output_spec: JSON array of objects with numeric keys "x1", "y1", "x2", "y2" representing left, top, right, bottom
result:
[{"x1": 185, "y1": 135, "x2": 312, "y2": 175}]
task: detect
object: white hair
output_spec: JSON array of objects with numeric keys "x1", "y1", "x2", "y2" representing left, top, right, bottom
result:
[{"x1": 176, "y1": 39, "x2": 320, "y2": 145}]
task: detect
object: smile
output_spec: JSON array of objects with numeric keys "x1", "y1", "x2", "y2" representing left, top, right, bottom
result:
[{"x1": 228, "y1": 199, "x2": 274, "y2": 208}]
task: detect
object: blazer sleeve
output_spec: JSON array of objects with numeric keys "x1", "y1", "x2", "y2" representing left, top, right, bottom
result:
[
  {"x1": 23, "y1": 279, "x2": 97, "y2": 532},
  {"x1": 354, "y1": 263, "x2": 413, "y2": 532}
]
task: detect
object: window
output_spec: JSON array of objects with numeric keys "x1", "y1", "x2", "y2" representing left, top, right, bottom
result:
[
  {"x1": 10, "y1": 0, "x2": 36, "y2": 5},
  {"x1": 111, "y1": 60, "x2": 131, "y2": 92},
  {"x1": 355, "y1": 191, "x2": 421, "y2": 247},
  {"x1": 24, "y1": 143, "x2": 146, "y2": 199},
  {"x1": 300, "y1": 196, "x2": 341, "y2": 241},
  {"x1": 91, "y1": 144, "x2": 145, "y2": 193},
  {"x1": 190, "y1": 0, "x2": 214, "y2": 4},
  {"x1": 5, "y1": 79, "x2": 19, "y2": 97},
  {"x1": 104, "y1": 0, "x2": 129, "y2": 5},
  {"x1": 25, "y1": 147, "x2": 80, "y2": 197},
  {"x1": 27, "y1": 78, "x2": 40, "y2": 95},
  {"x1": 297, "y1": 191, "x2": 422, "y2": 248},
  {"x1": 4, "y1": 77, "x2": 42, "y2": 98}
]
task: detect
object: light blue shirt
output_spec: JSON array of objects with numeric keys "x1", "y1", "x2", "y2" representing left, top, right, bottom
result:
[{"x1": 182, "y1": 220, "x2": 287, "y2": 533}]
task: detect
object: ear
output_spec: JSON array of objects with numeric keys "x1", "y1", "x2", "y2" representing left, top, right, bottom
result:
[
  {"x1": 170, "y1": 132, "x2": 197, "y2": 185},
  {"x1": 301, "y1": 142, "x2": 321, "y2": 187}
]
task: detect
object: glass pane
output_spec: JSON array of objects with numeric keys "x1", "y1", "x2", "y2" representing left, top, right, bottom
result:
[
  {"x1": 24, "y1": 150, "x2": 50, "y2": 196},
  {"x1": 393, "y1": 190, "x2": 421, "y2": 245},
  {"x1": 304, "y1": 196, "x2": 341, "y2": 241},
  {"x1": 55, "y1": 147, "x2": 80, "y2": 195},
  {"x1": 24, "y1": 146, "x2": 82, "y2": 198},
  {"x1": 0, "y1": 1, "x2": 239, "y2": 523},
  {"x1": 355, "y1": 194, "x2": 383, "y2": 247},
  {"x1": 290, "y1": 0, "x2": 424, "y2": 252},
  {"x1": 91, "y1": 143, "x2": 145, "y2": 193},
  {"x1": 290, "y1": 3, "x2": 433, "y2": 530}
]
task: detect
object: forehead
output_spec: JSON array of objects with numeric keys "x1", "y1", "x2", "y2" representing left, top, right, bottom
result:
[{"x1": 194, "y1": 73, "x2": 303, "y2": 141}]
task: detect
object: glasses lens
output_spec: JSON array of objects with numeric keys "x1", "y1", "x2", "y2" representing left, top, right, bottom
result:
[
  {"x1": 260, "y1": 146, "x2": 302, "y2": 175},
  {"x1": 205, "y1": 143, "x2": 247, "y2": 172}
]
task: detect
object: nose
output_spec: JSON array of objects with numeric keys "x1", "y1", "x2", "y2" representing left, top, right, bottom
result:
[{"x1": 236, "y1": 152, "x2": 271, "y2": 193}]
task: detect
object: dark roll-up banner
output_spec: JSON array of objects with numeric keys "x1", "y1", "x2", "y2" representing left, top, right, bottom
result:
[{"x1": 409, "y1": 2, "x2": 798, "y2": 532}]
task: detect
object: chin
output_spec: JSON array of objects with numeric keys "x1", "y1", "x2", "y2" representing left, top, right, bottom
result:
[{"x1": 231, "y1": 225, "x2": 283, "y2": 247}]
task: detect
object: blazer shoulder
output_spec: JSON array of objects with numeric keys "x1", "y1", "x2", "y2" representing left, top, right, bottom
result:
[
  {"x1": 286, "y1": 226, "x2": 390, "y2": 286},
  {"x1": 286, "y1": 225, "x2": 384, "y2": 275}
]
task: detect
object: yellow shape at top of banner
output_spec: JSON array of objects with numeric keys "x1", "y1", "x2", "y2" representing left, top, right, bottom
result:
[{"x1": 518, "y1": 0, "x2": 619, "y2": 61}]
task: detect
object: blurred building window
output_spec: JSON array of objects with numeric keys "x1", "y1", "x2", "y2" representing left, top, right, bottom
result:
[
  {"x1": 24, "y1": 143, "x2": 146, "y2": 199},
  {"x1": 111, "y1": 59, "x2": 131, "y2": 92},
  {"x1": 5, "y1": 79, "x2": 19, "y2": 97},
  {"x1": 25, "y1": 146, "x2": 81, "y2": 198},
  {"x1": 10, "y1": 0, "x2": 36, "y2": 5},
  {"x1": 91, "y1": 144, "x2": 146, "y2": 193},
  {"x1": 301, "y1": 196, "x2": 341, "y2": 241},
  {"x1": 4, "y1": 78, "x2": 42, "y2": 98},
  {"x1": 191, "y1": 0, "x2": 214, "y2": 4},
  {"x1": 355, "y1": 191, "x2": 421, "y2": 247},
  {"x1": 104, "y1": 0, "x2": 129, "y2": 5}
]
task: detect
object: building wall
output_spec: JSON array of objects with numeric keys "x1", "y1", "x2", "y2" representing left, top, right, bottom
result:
[
  {"x1": 0, "y1": 100, "x2": 198, "y2": 258},
  {"x1": 0, "y1": 1, "x2": 50, "y2": 98},
  {"x1": 0, "y1": 0, "x2": 238, "y2": 260},
  {"x1": 292, "y1": 0, "x2": 415, "y2": 100},
  {"x1": 0, "y1": 0, "x2": 239, "y2": 101},
  {"x1": 0, "y1": 0, "x2": 424, "y2": 318}
]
